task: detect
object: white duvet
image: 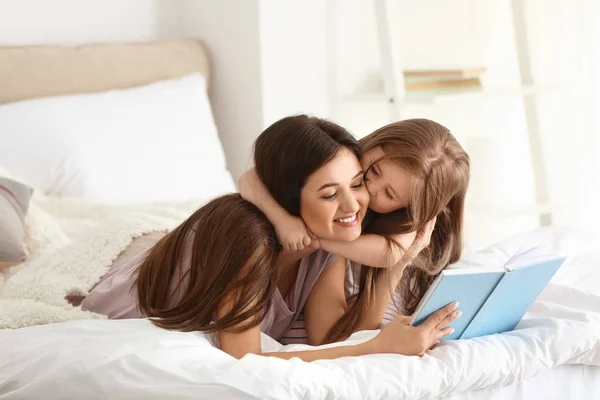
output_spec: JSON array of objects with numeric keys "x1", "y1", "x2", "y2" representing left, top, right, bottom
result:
[{"x1": 1, "y1": 205, "x2": 600, "y2": 399}]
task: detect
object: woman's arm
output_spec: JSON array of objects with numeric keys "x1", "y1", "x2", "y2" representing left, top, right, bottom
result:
[
  {"x1": 219, "y1": 291, "x2": 461, "y2": 360},
  {"x1": 303, "y1": 255, "x2": 349, "y2": 345},
  {"x1": 238, "y1": 167, "x2": 313, "y2": 251},
  {"x1": 319, "y1": 231, "x2": 416, "y2": 269},
  {"x1": 217, "y1": 281, "x2": 393, "y2": 360},
  {"x1": 219, "y1": 323, "x2": 376, "y2": 360},
  {"x1": 302, "y1": 252, "x2": 412, "y2": 341},
  {"x1": 217, "y1": 256, "x2": 373, "y2": 360}
]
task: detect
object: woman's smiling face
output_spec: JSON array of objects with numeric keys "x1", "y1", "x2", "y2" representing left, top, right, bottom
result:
[{"x1": 300, "y1": 147, "x2": 370, "y2": 241}]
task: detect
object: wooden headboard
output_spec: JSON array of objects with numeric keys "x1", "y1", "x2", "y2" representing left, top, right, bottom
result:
[{"x1": 0, "y1": 39, "x2": 210, "y2": 105}]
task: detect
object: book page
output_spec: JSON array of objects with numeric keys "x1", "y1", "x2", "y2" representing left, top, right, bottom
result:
[{"x1": 460, "y1": 257, "x2": 564, "y2": 339}]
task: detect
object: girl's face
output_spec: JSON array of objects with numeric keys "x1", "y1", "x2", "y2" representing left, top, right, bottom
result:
[
  {"x1": 300, "y1": 147, "x2": 370, "y2": 242},
  {"x1": 361, "y1": 146, "x2": 415, "y2": 214}
]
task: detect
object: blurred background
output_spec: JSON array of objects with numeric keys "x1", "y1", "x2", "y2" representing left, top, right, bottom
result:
[{"x1": 1, "y1": 0, "x2": 598, "y2": 250}]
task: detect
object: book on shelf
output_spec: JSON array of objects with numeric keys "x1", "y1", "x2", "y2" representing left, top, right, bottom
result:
[
  {"x1": 403, "y1": 66, "x2": 487, "y2": 80},
  {"x1": 402, "y1": 67, "x2": 486, "y2": 94},
  {"x1": 405, "y1": 77, "x2": 482, "y2": 91}
]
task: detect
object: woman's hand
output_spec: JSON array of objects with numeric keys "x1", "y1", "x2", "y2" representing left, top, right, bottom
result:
[
  {"x1": 275, "y1": 214, "x2": 317, "y2": 252},
  {"x1": 369, "y1": 301, "x2": 461, "y2": 356}
]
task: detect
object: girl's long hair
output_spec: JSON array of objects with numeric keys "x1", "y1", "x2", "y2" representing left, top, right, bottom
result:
[
  {"x1": 361, "y1": 119, "x2": 470, "y2": 314},
  {"x1": 322, "y1": 119, "x2": 469, "y2": 342}
]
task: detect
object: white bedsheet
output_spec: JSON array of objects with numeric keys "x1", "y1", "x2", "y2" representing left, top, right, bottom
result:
[
  {"x1": 446, "y1": 364, "x2": 600, "y2": 400},
  {"x1": 1, "y1": 227, "x2": 599, "y2": 399}
]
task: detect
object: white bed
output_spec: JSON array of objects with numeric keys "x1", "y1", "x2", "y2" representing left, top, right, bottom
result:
[
  {"x1": 1, "y1": 223, "x2": 599, "y2": 399},
  {"x1": 447, "y1": 365, "x2": 600, "y2": 400},
  {"x1": 0, "y1": 40, "x2": 598, "y2": 400}
]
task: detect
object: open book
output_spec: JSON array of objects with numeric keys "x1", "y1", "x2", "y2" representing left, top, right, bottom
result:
[{"x1": 410, "y1": 246, "x2": 566, "y2": 340}]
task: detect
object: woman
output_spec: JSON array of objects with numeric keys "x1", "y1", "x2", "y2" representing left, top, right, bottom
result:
[
  {"x1": 81, "y1": 115, "x2": 459, "y2": 360},
  {"x1": 240, "y1": 116, "x2": 470, "y2": 342}
]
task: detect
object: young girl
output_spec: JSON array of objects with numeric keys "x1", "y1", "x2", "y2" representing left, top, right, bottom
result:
[{"x1": 239, "y1": 118, "x2": 470, "y2": 334}]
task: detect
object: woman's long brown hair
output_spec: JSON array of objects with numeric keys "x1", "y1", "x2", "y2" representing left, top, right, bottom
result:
[
  {"x1": 136, "y1": 194, "x2": 281, "y2": 333},
  {"x1": 253, "y1": 115, "x2": 361, "y2": 215}
]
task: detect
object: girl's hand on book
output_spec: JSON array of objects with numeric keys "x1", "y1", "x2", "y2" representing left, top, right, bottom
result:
[{"x1": 371, "y1": 301, "x2": 460, "y2": 356}]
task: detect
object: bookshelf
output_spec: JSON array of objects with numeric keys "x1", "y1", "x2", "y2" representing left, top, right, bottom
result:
[{"x1": 362, "y1": 0, "x2": 553, "y2": 227}]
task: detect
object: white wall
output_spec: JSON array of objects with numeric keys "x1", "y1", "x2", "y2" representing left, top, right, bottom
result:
[
  {"x1": 258, "y1": 0, "x2": 329, "y2": 126},
  {"x1": 0, "y1": 0, "x2": 182, "y2": 44},
  {"x1": 180, "y1": 0, "x2": 264, "y2": 180},
  {"x1": 181, "y1": 0, "x2": 331, "y2": 179}
]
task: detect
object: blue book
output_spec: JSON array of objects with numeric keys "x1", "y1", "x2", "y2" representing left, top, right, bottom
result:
[{"x1": 410, "y1": 246, "x2": 566, "y2": 340}]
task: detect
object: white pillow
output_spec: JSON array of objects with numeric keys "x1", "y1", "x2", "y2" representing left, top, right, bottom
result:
[{"x1": 0, "y1": 74, "x2": 236, "y2": 204}]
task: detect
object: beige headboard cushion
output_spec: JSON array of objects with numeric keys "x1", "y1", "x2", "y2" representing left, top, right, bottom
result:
[{"x1": 0, "y1": 39, "x2": 210, "y2": 105}]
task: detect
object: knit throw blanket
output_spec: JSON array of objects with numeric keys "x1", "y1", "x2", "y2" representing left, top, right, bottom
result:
[{"x1": 0, "y1": 188, "x2": 205, "y2": 329}]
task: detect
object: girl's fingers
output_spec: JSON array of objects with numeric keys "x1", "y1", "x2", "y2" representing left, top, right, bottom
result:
[
  {"x1": 421, "y1": 217, "x2": 436, "y2": 237},
  {"x1": 405, "y1": 216, "x2": 439, "y2": 259},
  {"x1": 302, "y1": 236, "x2": 311, "y2": 246},
  {"x1": 429, "y1": 216, "x2": 437, "y2": 230},
  {"x1": 423, "y1": 218, "x2": 436, "y2": 237},
  {"x1": 417, "y1": 217, "x2": 437, "y2": 249}
]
